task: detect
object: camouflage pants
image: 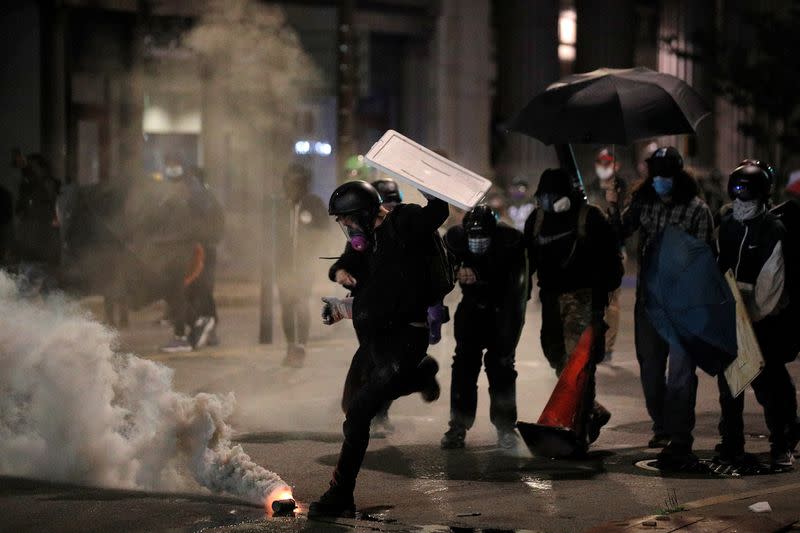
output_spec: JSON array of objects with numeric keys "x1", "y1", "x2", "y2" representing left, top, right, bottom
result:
[
  {"x1": 605, "y1": 288, "x2": 621, "y2": 354},
  {"x1": 540, "y1": 288, "x2": 594, "y2": 375}
]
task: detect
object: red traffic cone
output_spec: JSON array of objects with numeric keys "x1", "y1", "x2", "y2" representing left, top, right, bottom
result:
[{"x1": 518, "y1": 325, "x2": 596, "y2": 458}]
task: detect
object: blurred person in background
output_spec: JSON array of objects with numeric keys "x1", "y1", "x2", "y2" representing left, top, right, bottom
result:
[
  {"x1": 607, "y1": 146, "x2": 714, "y2": 470},
  {"x1": 525, "y1": 168, "x2": 622, "y2": 450},
  {"x1": 15, "y1": 153, "x2": 60, "y2": 295},
  {"x1": 586, "y1": 147, "x2": 629, "y2": 362},
  {"x1": 185, "y1": 166, "x2": 225, "y2": 348},
  {"x1": 276, "y1": 163, "x2": 328, "y2": 367},
  {"x1": 440, "y1": 204, "x2": 527, "y2": 450},
  {"x1": 506, "y1": 177, "x2": 535, "y2": 232}
]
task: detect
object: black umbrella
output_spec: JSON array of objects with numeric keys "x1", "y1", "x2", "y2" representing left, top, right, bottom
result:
[{"x1": 509, "y1": 67, "x2": 710, "y2": 145}]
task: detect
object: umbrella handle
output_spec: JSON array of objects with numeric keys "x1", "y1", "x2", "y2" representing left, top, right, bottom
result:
[{"x1": 554, "y1": 143, "x2": 586, "y2": 201}]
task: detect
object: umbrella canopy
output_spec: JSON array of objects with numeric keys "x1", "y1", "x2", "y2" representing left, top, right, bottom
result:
[
  {"x1": 509, "y1": 67, "x2": 710, "y2": 145},
  {"x1": 642, "y1": 226, "x2": 737, "y2": 376}
]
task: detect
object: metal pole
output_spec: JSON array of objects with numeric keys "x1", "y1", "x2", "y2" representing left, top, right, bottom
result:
[{"x1": 555, "y1": 143, "x2": 586, "y2": 200}]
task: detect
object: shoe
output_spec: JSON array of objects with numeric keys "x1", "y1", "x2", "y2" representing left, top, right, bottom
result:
[
  {"x1": 308, "y1": 484, "x2": 356, "y2": 519},
  {"x1": 441, "y1": 426, "x2": 466, "y2": 449},
  {"x1": 159, "y1": 335, "x2": 193, "y2": 353},
  {"x1": 648, "y1": 434, "x2": 670, "y2": 449},
  {"x1": 371, "y1": 415, "x2": 395, "y2": 435},
  {"x1": 417, "y1": 356, "x2": 440, "y2": 402},
  {"x1": 770, "y1": 447, "x2": 795, "y2": 470},
  {"x1": 497, "y1": 429, "x2": 519, "y2": 450},
  {"x1": 587, "y1": 404, "x2": 611, "y2": 444},
  {"x1": 712, "y1": 443, "x2": 747, "y2": 466},
  {"x1": 206, "y1": 327, "x2": 220, "y2": 346},
  {"x1": 190, "y1": 316, "x2": 216, "y2": 349},
  {"x1": 656, "y1": 442, "x2": 699, "y2": 472},
  {"x1": 282, "y1": 345, "x2": 305, "y2": 368}
]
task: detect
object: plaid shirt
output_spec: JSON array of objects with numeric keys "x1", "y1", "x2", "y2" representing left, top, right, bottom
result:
[{"x1": 618, "y1": 196, "x2": 714, "y2": 262}]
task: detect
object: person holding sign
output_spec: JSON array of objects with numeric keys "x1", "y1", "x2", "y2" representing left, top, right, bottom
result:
[{"x1": 716, "y1": 160, "x2": 796, "y2": 470}]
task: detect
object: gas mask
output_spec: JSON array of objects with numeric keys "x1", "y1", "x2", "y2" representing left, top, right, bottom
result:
[
  {"x1": 337, "y1": 215, "x2": 373, "y2": 252},
  {"x1": 467, "y1": 236, "x2": 491, "y2": 255},
  {"x1": 652, "y1": 176, "x2": 673, "y2": 198},
  {"x1": 732, "y1": 198, "x2": 764, "y2": 222},
  {"x1": 538, "y1": 193, "x2": 571, "y2": 213},
  {"x1": 595, "y1": 165, "x2": 614, "y2": 180}
]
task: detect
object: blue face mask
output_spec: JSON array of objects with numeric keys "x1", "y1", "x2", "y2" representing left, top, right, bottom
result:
[{"x1": 652, "y1": 176, "x2": 673, "y2": 197}]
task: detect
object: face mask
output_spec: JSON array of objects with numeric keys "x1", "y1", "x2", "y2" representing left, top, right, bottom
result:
[
  {"x1": 468, "y1": 236, "x2": 491, "y2": 255},
  {"x1": 652, "y1": 176, "x2": 673, "y2": 197},
  {"x1": 595, "y1": 165, "x2": 614, "y2": 180},
  {"x1": 553, "y1": 196, "x2": 571, "y2": 213},
  {"x1": 510, "y1": 188, "x2": 527, "y2": 201},
  {"x1": 732, "y1": 198, "x2": 764, "y2": 222},
  {"x1": 348, "y1": 228, "x2": 370, "y2": 252},
  {"x1": 164, "y1": 165, "x2": 184, "y2": 179}
]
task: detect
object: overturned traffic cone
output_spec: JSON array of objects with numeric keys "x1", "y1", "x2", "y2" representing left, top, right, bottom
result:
[{"x1": 518, "y1": 326, "x2": 597, "y2": 458}]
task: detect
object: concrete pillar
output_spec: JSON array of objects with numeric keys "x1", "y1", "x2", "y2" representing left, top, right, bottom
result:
[
  {"x1": 40, "y1": 2, "x2": 68, "y2": 179},
  {"x1": 493, "y1": 0, "x2": 560, "y2": 182},
  {"x1": 429, "y1": 0, "x2": 493, "y2": 175}
]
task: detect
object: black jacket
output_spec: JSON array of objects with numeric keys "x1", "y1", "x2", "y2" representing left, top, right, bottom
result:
[
  {"x1": 333, "y1": 198, "x2": 449, "y2": 332},
  {"x1": 524, "y1": 202, "x2": 623, "y2": 307},
  {"x1": 444, "y1": 223, "x2": 527, "y2": 309},
  {"x1": 717, "y1": 207, "x2": 786, "y2": 323}
]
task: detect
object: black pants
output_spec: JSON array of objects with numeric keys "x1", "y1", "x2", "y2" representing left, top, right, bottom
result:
[
  {"x1": 278, "y1": 282, "x2": 310, "y2": 347},
  {"x1": 634, "y1": 297, "x2": 697, "y2": 446},
  {"x1": 449, "y1": 303, "x2": 518, "y2": 432},
  {"x1": 333, "y1": 324, "x2": 429, "y2": 490},
  {"x1": 717, "y1": 360, "x2": 797, "y2": 452},
  {"x1": 342, "y1": 344, "x2": 392, "y2": 419}
]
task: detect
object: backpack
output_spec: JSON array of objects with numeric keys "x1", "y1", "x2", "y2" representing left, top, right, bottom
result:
[{"x1": 427, "y1": 229, "x2": 457, "y2": 305}]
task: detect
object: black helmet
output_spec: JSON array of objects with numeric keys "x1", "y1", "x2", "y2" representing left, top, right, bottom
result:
[
  {"x1": 462, "y1": 204, "x2": 497, "y2": 238},
  {"x1": 728, "y1": 162, "x2": 772, "y2": 201},
  {"x1": 371, "y1": 178, "x2": 402, "y2": 204},
  {"x1": 647, "y1": 146, "x2": 684, "y2": 178},
  {"x1": 328, "y1": 180, "x2": 382, "y2": 219},
  {"x1": 535, "y1": 168, "x2": 573, "y2": 198},
  {"x1": 740, "y1": 159, "x2": 775, "y2": 195}
]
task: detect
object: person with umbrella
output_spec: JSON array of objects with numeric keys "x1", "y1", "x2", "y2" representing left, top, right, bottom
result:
[
  {"x1": 524, "y1": 168, "x2": 623, "y2": 448},
  {"x1": 607, "y1": 146, "x2": 714, "y2": 470},
  {"x1": 716, "y1": 161, "x2": 796, "y2": 469}
]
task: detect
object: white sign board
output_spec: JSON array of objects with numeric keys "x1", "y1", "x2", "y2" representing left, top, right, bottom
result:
[
  {"x1": 723, "y1": 270, "x2": 765, "y2": 397},
  {"x1": 364, "y1": 130, "x2": 493, "y2": 210}
]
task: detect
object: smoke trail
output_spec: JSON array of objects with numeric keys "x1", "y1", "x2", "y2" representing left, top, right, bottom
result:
[{"x1": 0, "y1": 272, "x2": 287, "y2": 506}]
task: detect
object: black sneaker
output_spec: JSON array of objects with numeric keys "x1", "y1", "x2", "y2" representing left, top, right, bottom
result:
[
  {"x1": 587, "y1": 404, "x2": 611, "y2": 444},
  {"x1": 770, "y1": 447, "x2": 795, "y2": 470},
  {"x1": 497, "y1": 429, "x2": 519, "y2": 450},
  {"x1": 417, "y1": 356, "x2": 440, "y2": 402},
  {"x1": 308, "y1": 484, "x2": 356, "y2": 519},
  {"x1": 441, "y1": 426, "x2": 466, "y2": 449},
  {"x1": 712, "y1": 444, "x2": 747, "y2": 466},
  {"x1": 190, "y1": 316, "x2": 216, "y2": 349},
  {"x1": 656, "y1": 443, "x2": 699, "y2": 472},
  {"x1": 648, "y1": 434, "x2": 670, "y2": 449}
]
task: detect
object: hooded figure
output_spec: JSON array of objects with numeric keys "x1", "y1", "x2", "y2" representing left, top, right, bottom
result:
[{"x1": 524, "y1": 168, "x2": 623, "y2": 450}]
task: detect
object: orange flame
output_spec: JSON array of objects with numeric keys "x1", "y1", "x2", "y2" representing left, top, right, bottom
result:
[{"x1": 265, "y1": 486, "x2": 294, "y2": 516}]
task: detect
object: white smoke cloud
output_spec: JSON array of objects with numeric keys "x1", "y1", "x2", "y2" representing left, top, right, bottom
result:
[{"x1": 0, "y1": 272, "x2": 287, "y2": 506}]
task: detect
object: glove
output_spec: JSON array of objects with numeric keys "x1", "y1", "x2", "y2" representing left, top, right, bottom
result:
[
  {"x1": 321, "y1": 296, "x2": 353, "y2": 325},
  {"x1": 427, "y1": 303, "x2": 450, "y2": 345}
]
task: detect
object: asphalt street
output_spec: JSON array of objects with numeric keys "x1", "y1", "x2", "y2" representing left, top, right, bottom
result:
[{"x1": 2, "y1": 282, "x2": 800, "y2": 532}]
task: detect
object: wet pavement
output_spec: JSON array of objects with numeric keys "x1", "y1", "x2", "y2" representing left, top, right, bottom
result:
[{"x1": 2, "y1": 284, "x2": 800, "y2": 531}]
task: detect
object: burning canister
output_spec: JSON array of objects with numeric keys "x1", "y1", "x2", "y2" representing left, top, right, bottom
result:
[{"x1": 271, "y1": 498, "x2": 297, "y2": 516}]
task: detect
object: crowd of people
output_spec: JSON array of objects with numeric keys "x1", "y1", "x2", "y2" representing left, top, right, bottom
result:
[{"x1": 309, "y1": 144, "x2": 800, "y2": 518}]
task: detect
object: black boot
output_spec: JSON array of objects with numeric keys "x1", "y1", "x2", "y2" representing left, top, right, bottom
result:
[
  {"x1": 441, "y1": 424, "x2": 467, "y2": 449},
  {"x1": 417, "y1": 355, "x2": 440, "y2": 402},
  {"x1": 308, "y1": 482, "x2": 356, "y2": 519}
]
